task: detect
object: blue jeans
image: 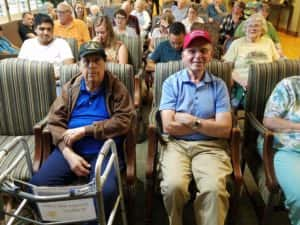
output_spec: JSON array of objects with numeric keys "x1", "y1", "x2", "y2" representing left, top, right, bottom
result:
[
  {"x1": 274, "y1": 150, "x2": 300, "y2": 225},
  {"x1": 30, "y1": 148, "x2": 119, "y2": 225}
]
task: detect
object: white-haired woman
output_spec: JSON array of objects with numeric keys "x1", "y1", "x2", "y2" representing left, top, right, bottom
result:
[{"x1": 223, "y1": 13, "x2": 280, "y2": 108}]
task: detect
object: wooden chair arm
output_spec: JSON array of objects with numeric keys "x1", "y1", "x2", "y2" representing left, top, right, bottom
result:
[
  {"x1": 146, "y1": 125, "x2": 159, "y2": 181},
  {"x1": 230, "y1": 127, "x2": 243, "y2": 188},
  {"x1": 134, "y1": 69, "x2": 143, "y2": 109},
  {"x1": 125, "y1": 127, "x2": 136, "y2": 186},
  {"x1": 42, "y1": 125, "x2": 53, "y2": 163},
  {"x1": 33, "y1": 117, "x2": 48, "y2": 172},
  {"x1": 246, "y1": 112, "x2": 279, "y2": 192},
  {"x1": 263, "y1": 131, "x2": 279, "y2": 192}
]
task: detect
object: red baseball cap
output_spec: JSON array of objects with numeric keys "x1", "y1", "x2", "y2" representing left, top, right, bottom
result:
[{"x1": 183, "y1": 30, "x2": 212, "y2": 49}]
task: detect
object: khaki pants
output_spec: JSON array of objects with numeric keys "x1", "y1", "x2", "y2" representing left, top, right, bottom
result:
[{"x1": 159, "y1": 138, "x2": 232, "y2": 225}]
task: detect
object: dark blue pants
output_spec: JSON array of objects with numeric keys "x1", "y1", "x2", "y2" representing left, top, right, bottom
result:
[{"x1": 30, "y1": 148, "x2": 118, "y2": 224}]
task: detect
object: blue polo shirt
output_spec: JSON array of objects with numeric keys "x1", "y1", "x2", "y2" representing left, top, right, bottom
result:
[
  {"x1": 0, "y1": 37, "x2": 18, "y2": 54},
  {"x1": 159, "y1": 69, "x2": 230, "y2": 141},
  {"x1": 68, "y1": 79, "x2": 109, "y2": 155},
  {"x1": 149, "y1": 40, "x2": 182, "y2": 63}
]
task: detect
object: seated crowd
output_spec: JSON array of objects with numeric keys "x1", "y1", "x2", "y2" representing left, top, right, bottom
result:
[{"x1": 1, "y1": 0, "x2": 298, "y2": 225}]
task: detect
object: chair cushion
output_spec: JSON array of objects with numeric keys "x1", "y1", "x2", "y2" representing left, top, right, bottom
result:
[
  {"x1": 0, "y1": 135, "x2": 34, "y2": 181},
  {"x1": 0, "y1": 58, "x2": 56, "y2": 136}
]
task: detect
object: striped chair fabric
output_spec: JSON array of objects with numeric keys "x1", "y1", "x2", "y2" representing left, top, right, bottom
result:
[
  {"x1": 117, "y1": 34, "x2": 143, "y2": 74},
  {"x1": 62, "y1": 38, "x2": 79, "y2": 62},
  {"x1": 244, "y1": 59, "x2": 300, "y2": 208},
  {"x1": 152, "y1": 36, "x2": 168, "y2": 50},
  {"x1": 59, "y1": 63, "x2": 135, "y2": 98},
  {"x1": 0, "y1": 58, "x2": 56, "y2": 180}
]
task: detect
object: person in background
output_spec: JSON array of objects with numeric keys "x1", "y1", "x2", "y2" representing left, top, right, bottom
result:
[
  {"x1": 30, "y1": 41, "x2": 135, "y2": 225},
  {"x1": 159, "y1": 30, "x2": 232, "y2": 225},
  {"x1": 223, "y1": 13, "x2": 280, "y2": 108},
  {"x1": 148, "y1": 11, "x2": 175, "y2": 52},
  {"x1": 74, "y1": 1, "x2": 88, "y2": 23},
  {"x1": 171, "y1": 0, "x2": 189, "y2": 22},
  {"x1": 234, "y1": 2, "x2": 284, "y2": 57},
  {"x1": 130, "y1": 0, "x2": 151, "y2": 38},
  {"x1": 113, "y1": 9, "x2": 137, "y2": 37},
  {"x1": 219, "y1": 1, "x2": 245, "y2": 45},
  {"x1": 44, "y1": 1, "x2": 57, "y2": 20},
  {"x1": 146, "y1": 22, "x2": 186, "y2": 72},
  {"x1": 0, "y1": 26, "x2": 19, "y2": 55},
  {"x1": 182, "y1": 3, "x2": 205, "y2": 32},
  {"x1": 257, "y1": 76, "x2": 300, "y2": 225},
  {"x1": 18, "y1": 12, "x2": 36, "y2": 42},
  {"x1": 207, "y1": 0, "x2": 227, "y2": 23},
  {"x1": 19, "y1": 13, "x2": 74, "y2": 79},
  {"x1": 54, "y1": 2, "x2": 90, "y2": 47},
  {"x1": 93, "y1": 16, "x2": 128, "y2": 64},
  {"x1": 121, "y1": 0, "x2": 140, "y2": 35},
  {"x1": 87, "y1": 4, "x2": 102, "y2": 28}
]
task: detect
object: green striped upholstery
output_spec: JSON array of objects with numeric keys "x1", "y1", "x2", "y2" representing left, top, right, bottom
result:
[
  {"x1": 246, "y1": 59, "x2": 300, "y2": 122},
  {"x1": 0, "y1": 58, "x2": 56, "y2": 135},
  {"x1": 0, "y1": 136, "x2": 34, "y2": 180},
  {"x1": 117, "y1": 34, "x2": 142, "y2": 74},
  {"x1": 244, "y1": 59, "x2": 300, "y2": 205},
  {"x1": 152, "y1": 36, "x2": 168, "y2": 50},
  {"x1": 0, "y1": 58, "x2": 56, "y2": 180},
  {"x1": 62, "y1": 38, "x2": 79, "y2": 62},
  {"x1": 153, "y1": 60, "x2": 233, "y2": 107},
  {"x1": 59, "y1": 63, "x2": 135, "y2": 98}
]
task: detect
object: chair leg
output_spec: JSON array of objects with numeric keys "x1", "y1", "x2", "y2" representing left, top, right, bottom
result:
[{"x1": 145, "y1": 178, "x2": 155, "y2": 225}]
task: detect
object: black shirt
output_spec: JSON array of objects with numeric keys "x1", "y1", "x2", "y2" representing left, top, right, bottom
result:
[{"x1": 18, "y1": 22, "x2": 36, "y2": 42}]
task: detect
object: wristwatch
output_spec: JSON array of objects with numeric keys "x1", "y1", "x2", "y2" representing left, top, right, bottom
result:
[{"x1": 192, "y1": 118, "x2": 201, "y2": 130}]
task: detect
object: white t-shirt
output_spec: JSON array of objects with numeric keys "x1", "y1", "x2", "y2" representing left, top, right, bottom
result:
[{"x1": 18, "y1": 37, "x2": 74, "y2": 65}]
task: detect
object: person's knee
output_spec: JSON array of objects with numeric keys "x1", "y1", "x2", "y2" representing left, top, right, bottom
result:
[
  {"x1": 199, "y1": 178, "x2": 228, "y2": 199},
  {"x1": 160, "y1": 178, "x2": 189, "y2": 201}
]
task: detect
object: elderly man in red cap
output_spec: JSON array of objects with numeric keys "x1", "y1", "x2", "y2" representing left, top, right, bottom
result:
[{"x1": 159, "y1": 30, "x2": 233, "y2": 225}]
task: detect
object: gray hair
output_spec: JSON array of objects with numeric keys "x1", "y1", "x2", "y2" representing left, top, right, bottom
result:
[
  {"x1": 243, "y1": 13, "x2": 268, "y2": 36},
  {"x1": 57, "y1": 2, "x2": 73, "y2": 12}
]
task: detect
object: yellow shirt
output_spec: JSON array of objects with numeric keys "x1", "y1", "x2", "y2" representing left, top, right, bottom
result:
[{"x1": 54, "y1": 19, "x2": 90, "y2": 47}]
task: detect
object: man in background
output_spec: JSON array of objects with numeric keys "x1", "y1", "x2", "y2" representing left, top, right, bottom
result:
[{"x1": 18, "y1": 12, "x2": 36, "y2": 41}]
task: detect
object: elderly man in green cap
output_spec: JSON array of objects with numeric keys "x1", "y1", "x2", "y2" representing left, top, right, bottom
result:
[{"x1": 30, "y1": 41, "x2": 135, "y2": 224}]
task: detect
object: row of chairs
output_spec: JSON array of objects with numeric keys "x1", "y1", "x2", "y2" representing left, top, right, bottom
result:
[{"x1": 0, "y1": 56, "x2": 299, "y2": 224}]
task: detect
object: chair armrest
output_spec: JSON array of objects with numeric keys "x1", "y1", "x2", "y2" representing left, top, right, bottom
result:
[
  {"x1": 246, "y1": 112, "x2": 279, "y2": 192},
  {"x1": 145, "y1": 124, "x2": 159, "y2": 181},
  {"x1": 33, "y1": 117, "x2": 48, "y2": 172},
  {"x1": 230, "y1": 127, "x2": 243, "y2": 188},
  {"x1": 134, "y1": 69, "x2": 143, "y2": 109},
  {"x1": 125, "y1": 127, "x2": 136, "y2": 186},
  {"x1": 42, "y1": 125, "x2": 53, "y2": 163}
]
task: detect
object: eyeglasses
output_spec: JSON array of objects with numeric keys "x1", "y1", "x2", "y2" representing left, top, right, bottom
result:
[
  {"x1": 115, "y1": 16, "x2": 126, "y2": 20},
  {"x1": 57, "y1": 10, "x2": 70, "y2": 14}
]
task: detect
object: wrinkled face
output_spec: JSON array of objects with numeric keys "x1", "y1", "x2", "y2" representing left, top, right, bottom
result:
[
  {"x1": 246, "y1": 20, "x2": 263, "y2": 41},
  {"x1": 187, "y1": 7, "x2": 197, "y2": 20},
  {"x1": 23, "y1": 14, "x2": 34, "y2": 27},
  {"x1": 80, "y1": 54, "x2": 105, "y2": 88},
  {"x1": 57, "y1": 5, "x2": 72, "y2": 24},
  {"x1": 115, "y1": 13, "x2": 127, "y2": 28},
  {"x1": 169, "y1": 33, "x2": 185, "y2": 51},
  {"x1": 182, "y1": 39, "x2": 212, "y2": 74},
  {"x1": 75, "y1": 3, "x2": 85, "y2": 18},
  {"x1": 35, "y1": 22, "x2": 53, "y2": 45}
]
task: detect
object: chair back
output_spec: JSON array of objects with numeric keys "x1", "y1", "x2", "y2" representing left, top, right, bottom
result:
[
  {"x1": 0, "y1": 58, "x2": 56, "y2": 135},
  {"x1": 59, "y1": 63, "x2": 135, "y2": 98},
  {"x1": 117, "y1": 34, "x2": 142, "y2": 74},
  {"x1": 153, "y1": 60, "x2": 233, "y2": 107},
  {"x1": 62, "y1": 38, "x2": 79, "y2": 62},
  {"x1": 246, "y1": 59, "x2": 300, "y2": 124},
  {"x1": 152, "y1": 36, "x2": 168, "y2": 50}
]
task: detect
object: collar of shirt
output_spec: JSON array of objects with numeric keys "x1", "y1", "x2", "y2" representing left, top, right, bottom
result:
[
  {"x1": 80, "y1": 78, "x2": 103, "y2": 97},
  {"x1": 181, "y1": 69, "x2": 214, "y2": 87}
]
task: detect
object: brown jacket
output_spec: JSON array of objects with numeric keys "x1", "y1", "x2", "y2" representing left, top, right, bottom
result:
[{"x1": 47, "y1": 71, "x2": 135, "y2": 150}]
